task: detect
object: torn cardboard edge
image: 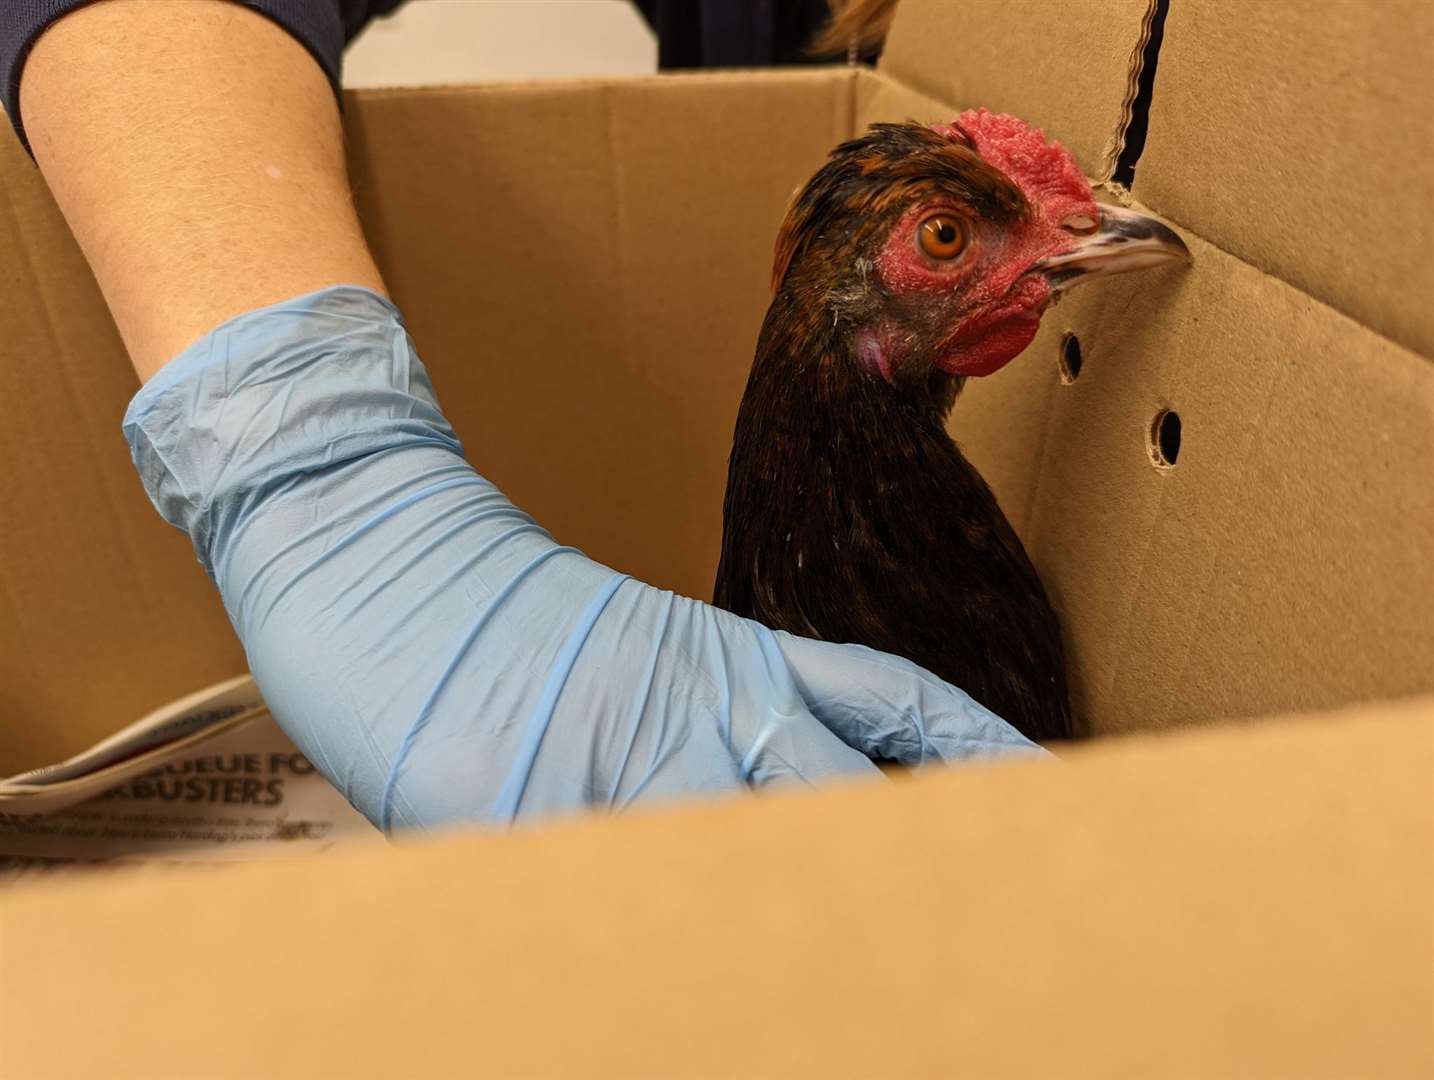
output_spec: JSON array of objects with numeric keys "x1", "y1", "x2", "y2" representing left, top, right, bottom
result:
[
  {"x1": 1134, "y1": 0, "x2": 1434, "y2": 361},
  {"x1": 1104, "y1": 0, "x2": 1163, "y2": 185},
  {"x1": 875, "y1": 0, "x2": 1154, "y2": 183},
  {"x1": 872, "y1": 0, "x2": 1163, "y2": 187}
]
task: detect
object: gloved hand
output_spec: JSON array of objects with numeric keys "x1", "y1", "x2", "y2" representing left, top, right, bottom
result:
[{"x1": 123, "y1": 286, "x2": 1045, "y2": 832}]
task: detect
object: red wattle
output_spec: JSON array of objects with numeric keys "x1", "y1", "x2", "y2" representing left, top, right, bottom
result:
[{"x1": 938, "y1": 313, "x2": 1042, "y2": 376}]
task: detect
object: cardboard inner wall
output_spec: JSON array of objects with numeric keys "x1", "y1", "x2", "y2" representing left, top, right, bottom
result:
[
  {"x1": 954, "y1": 240, "x2": 1434, "y2": 734},
  {"x1": 868, "y1": 0, "x2": 1434, "y2": 733},
  {"x1": 2, "y1": 1, "x2": 1431, "y2": 767},
  {"x1": 0, "y1": 71, "x2": 854, "y2": 775},
  {"x1": 344, "y1": 72, "x2": 849, "y2": 608},
  {"x1": 1137, "y1": 0, "x2": 1434, "y2": 360},
  {"x1": 852, "y1": 64, "x2": 952, "y2": 134},
  {"x1": 0, "y1": 139, "x2": 247, "y2": 775}
]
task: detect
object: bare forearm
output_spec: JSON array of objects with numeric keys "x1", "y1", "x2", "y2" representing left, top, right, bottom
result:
[{"x1": 21, "y1": 0, "x2": 385, "y2": 381}]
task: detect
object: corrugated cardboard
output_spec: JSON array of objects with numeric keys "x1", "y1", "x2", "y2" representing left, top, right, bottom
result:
[
  {"x1": 1, "y1": 0, "x2": 1431, "y2": 1070},
  {"x1": 865, "y1": 0, "x2": 1434, "y2": 733},
  {"x1": 7, "y1": 8, "x2": 1426, "y2": 766},
  {"x1": 3, "y1": 693, "x2": 1430, "y2": 1078},
  {"x1": 0, "y1": 137, "x2": 245, "y2": 775},
  {"x1": 345, "y1": 71, "x2": 850, "y2": 603},
  {"x1": 949, "y1": 226, "x2": 1434, "y2": 734},
  {"x1": 853, "y1": 63, "x2": 952, "y2": 132},
  {"x1": 1137, "y1": 0, "x2": 1434, "y2": 359},
  {"x1": 878, "y1": 0, "x2": 1156, "y2": 181},
  {"x1": 0, "y1": 71, "x2": 848, "y2": 776}
]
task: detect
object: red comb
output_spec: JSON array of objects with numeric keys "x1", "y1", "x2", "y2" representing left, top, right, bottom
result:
[{"x1": 933, "y1": 109, "x2": 1092, "y2": 216}]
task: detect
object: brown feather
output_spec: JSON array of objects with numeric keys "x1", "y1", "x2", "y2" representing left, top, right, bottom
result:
[
  {"x1": 807, "y1": 0, "x2": 901, "y2": 58},
  {"x1": 718, "y1": 122, "x2": 1073, "y2": 745}
]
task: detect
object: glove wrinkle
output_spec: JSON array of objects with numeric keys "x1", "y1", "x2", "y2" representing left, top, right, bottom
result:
[
  {"x1": 379, "y1": 544, "x2": 586, "y2": 831},
  {"x1": 607, "y1": 589, "x2": 676, "y2": 809},
  {"x1": 489, "y1": 572, "x2": 631, "y2": 824},
  {"x1": 121, "y1": 285, "x2": 1045, "y2": 832}
]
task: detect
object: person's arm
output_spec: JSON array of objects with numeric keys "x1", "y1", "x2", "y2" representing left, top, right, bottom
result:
[
  {"x1": 21, "y1": 0, "x2": 385, "y2": 381},
  {"x1": 20, "y1": 0, "x2": 1041, "y2": 832}
]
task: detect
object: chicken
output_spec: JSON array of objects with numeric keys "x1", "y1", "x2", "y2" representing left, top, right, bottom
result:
[{"x1": 713, "y1": 111, "x2": 1188, "y2": 743}]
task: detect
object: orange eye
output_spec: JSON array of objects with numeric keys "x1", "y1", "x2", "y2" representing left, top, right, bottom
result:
[{"x1": 917, "y1": 214, "x2": 969, "y2": 260}]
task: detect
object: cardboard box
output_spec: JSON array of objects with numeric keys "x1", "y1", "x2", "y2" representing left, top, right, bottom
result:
[{"x1": 1, "y1": 1, "x2": 1429, "y2": 1074}]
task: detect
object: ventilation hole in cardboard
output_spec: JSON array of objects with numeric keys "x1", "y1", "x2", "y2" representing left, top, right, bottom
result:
[
  {"x1": 1150, "y1": 409, "x2": 1181, "y2": 467},
  {"x1": 1059, "y1": 334, "x2": 1083, "y2": 383}
]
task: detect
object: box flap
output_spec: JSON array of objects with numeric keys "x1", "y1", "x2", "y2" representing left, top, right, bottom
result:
[
  {"x1": 1137, "y1": 0, "x2": 1434, "y2": 359},
  {"x1": 877, "y1": 0, "x2": 1155, "y2": 181},
  {"x1": 950, "y1": 210, "x2": 1434, "y2": 735},
  {"x1": 4, "y1": 695, "x2": 1430, "y2": 1076}
]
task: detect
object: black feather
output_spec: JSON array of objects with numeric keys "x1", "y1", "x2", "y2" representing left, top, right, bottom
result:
[{"x1": 714, "y1": 123, "x2": 1072, "y2": 743}]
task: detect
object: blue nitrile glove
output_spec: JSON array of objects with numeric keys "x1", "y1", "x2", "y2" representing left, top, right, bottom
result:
[{"x1": 122, "y1": 286, "x2": 1044, "y2": 832}]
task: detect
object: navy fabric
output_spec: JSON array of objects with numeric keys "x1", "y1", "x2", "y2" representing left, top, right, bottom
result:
[
  {"x1": 633, "y1": 0, "x2": 874, "y2": 68},
  {"x1": 3, "y1": 1, "x2": 869, "y2": 155},
  {"x1": 1, "y1": 0, "x2": 405, "y2": 154}
]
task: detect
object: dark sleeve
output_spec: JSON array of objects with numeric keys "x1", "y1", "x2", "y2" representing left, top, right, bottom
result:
[
  {"x1": 634, "y1": 0, "x2": 845, "y2": 69},
  {"x1": 1, "y1": 0, "x2": 408, "y2": 155}
]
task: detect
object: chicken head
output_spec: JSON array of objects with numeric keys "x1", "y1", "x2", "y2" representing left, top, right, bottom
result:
[{"x1": 770, "y1": 110, "x2": 1189, "y2": 386}]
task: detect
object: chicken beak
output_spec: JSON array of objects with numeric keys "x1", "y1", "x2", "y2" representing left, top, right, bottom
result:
[{"x1": 1035, "y1": 204, "x2": 1191, "y2": 293}]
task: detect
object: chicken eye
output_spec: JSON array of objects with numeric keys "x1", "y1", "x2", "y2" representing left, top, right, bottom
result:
[{"x1": 917, "y1": 215, "x2": 969, "y2": 260}]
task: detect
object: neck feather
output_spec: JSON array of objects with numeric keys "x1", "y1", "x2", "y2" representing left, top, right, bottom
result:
[{"x1": 715, "y1": 295, "x2": 998, "y2": 625}]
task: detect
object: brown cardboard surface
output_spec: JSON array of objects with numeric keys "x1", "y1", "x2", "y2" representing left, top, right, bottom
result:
[
  {"x1": 345, "y1": 70, "x2": 851, "y2": 605},
  {"x1": 952, "y1": 212, "x2": 1434, "y2": 735},
  {"x1": 3, "y1": 693, "x2": 1430, "y2": 1078},
  {"x1": 878, "y1": 0, "x2": 1154, "y2": 181},
  {"x1": 5, "y1": 59, "x2": 1431, "y2": 767},
  {"x1": 852, "y1": 63, "x2": 951, "y2": 131},
  {"x1": 846, "y1": 57, "x2": 1434, "y2": 734},
  {"x1": 0, "y1": 71, "x2": 850, "y2": 775},
  {"x1": 0, "y1": 137, "x2": 245, "y2": 776},
  {"x1": 1138, "y1": 0, "x2": 1434, "y2": 359}
]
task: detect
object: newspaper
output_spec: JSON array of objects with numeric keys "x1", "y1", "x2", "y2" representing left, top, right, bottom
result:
[{"x1": 0, "y1": 675, "x2": 374, "y2": 870}]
